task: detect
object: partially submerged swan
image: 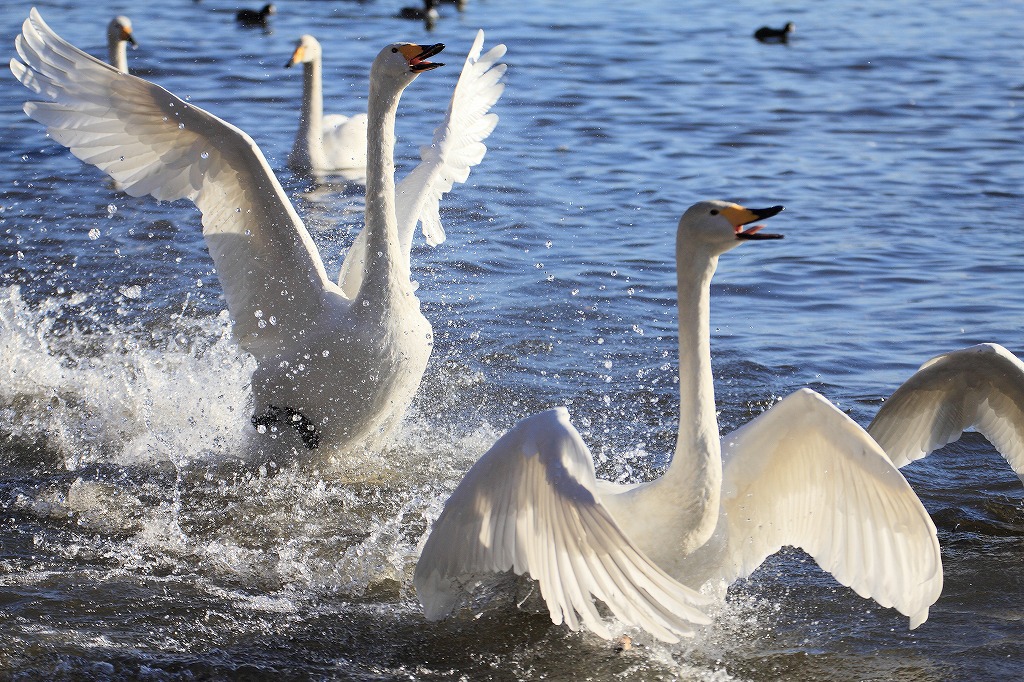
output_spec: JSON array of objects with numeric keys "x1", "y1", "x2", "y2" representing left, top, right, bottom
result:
[
  {"x1": 416, "y1": 201, "x2": 942, "y2": 641},
  {"x1": 12, "y1": 9, "x2": 507, "y2": 453}
]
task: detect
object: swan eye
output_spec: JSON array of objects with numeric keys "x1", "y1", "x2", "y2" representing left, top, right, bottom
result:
[
  {"x1": 709, "y1": 209, "x2": 719, "y2": 215},
  {"x1": 391, "y1": 47, "x2": 399, "y2": 53}
]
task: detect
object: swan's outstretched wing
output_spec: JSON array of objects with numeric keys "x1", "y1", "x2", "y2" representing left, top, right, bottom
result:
[
  {"x1": 714, "y1": 389, "x2": 942, "y2": 628},
  {"x1": 415, "y1": 407, "x2": 712, "y2": 643},
  {"x1": 338, "y1": 30, "x2": 506, "y2": 297},
  {"x1": 868, "y1": 343, "x2": 1024, "y2": 481},
  {"x1": 11, "y1": 9, "x2": 333, "y2": 357}
]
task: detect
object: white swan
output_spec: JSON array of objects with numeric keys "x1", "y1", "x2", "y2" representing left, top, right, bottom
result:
[
  {"x1": 106, "y1": 15, "x2": 135, "y2": 74},
  {"x1": 868, "y1": 342, "x2": 1024, "y2": 481},
  {"x1": 415, "y1": 201, "x2": 943, "y2": 641},
  {"x1": 286, "y1": 34, "x2": 370, "y2": 177},
  {"x1": 11, "y1": 9, "x2": 507, "y2": 453}
]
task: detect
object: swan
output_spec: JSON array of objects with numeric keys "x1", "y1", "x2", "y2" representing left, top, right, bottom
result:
[
  {"x1": 754, "y1": 22, "x2": 795, "y2": 43},
  {"x1": 868, "y1": 342, "x2": 1024, "y2": 483},
  {"x1": 106, "y1": 16, "x2": 136, "y2": 74},
  {"x1": 285, "y1": 35, "x2": 370, "y2": 177},
  {"x1": 236, "y1": 4, "x2": 276, "y2": 27},
  {"x1": 11, "y1": 9, "x2": 507, "y2": 453},
  {"x1": 415, "y1": 201, "x2": 943, "y2": 642}
]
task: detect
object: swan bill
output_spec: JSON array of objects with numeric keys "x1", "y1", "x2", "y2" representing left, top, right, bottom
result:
[
  {"x1": 725, "y1": 204, "x2": 785, "y2": 240},
  {"x1": 285, "y1": 44, "x2": 304, "y2": 68},
  {"x1": 398, "y1": 43, "x2": 445, "y2": 71}
]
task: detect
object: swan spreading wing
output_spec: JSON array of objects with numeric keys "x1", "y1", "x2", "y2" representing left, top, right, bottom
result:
[
  {"x1": 11, "y1": 8, "x2": 331, "y2": 357},
  {"x1": 711, "y1": 388, "x2": 943, "y2": 628},
  {"x1": 415, "y1": 408, "x2": 712, "y2": 643},
  {"x1": 338, "y1": 30, "x2": 507, "y2": 298},
  {"x1": 868, "y1": 343, "x2": 1024, "y2": 480}
]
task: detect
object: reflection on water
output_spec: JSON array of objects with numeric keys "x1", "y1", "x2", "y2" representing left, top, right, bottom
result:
[{"x1": 1, "y1": 0, "x2": 1023, "y2": 679}]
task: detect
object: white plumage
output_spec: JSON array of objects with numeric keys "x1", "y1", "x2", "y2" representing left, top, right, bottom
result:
[{"x1": 416, "y1": 201, "x2": 942, "y2": 641}]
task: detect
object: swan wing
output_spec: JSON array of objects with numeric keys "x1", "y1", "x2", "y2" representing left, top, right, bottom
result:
[
  {"x1": 338, "y1": 30, "x2": 506, "y2": 297},
  {"x1": 715, "y1": 388, "x2": 942, "y2": 628},
  {"x1": 867, "y1": 343, "x2": 1024, "y2": 480},
  {"x1": 415, "y1": 407, "x2": 711, "y2": 643},
  {"x1": 11, "y1": 9, "x2": 333, "y2": 356}
]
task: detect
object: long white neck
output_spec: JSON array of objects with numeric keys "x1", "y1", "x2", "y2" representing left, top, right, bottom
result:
[
  {"x1": 291, "y1": 57, "x2": 325, "y2": 170},
  {"x1": 659, "y1": 240, "x2": 723, "y2": 550},
  {"x1": 357, "y1": 75, "x2": 410, "y2": 305},
  {"x1": 108, "y1": 39, "x2": 128, "y2": 74}
]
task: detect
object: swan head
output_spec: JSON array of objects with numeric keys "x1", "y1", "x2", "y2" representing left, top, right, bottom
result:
[
  {"x1": 107, "y1": 16, "x2": 136, "y2": 48},
  {"x1": 286, "y1": 34, "x2": 321, "y2": 67},
  {"x1": 678, "y1": 200, "x2": 784, "y2": 255},
  {"x1": 371, "y1": 42, "x2": 445, "y2": 86}
]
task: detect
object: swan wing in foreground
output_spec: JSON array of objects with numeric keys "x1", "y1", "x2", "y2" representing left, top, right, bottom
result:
[
  {"x1": 715, "y1": 389, "x2": 943, "y2": 628},
  {"x1": 11, "y1": 8, "x2": 332, "y2": 356},
  {"x1": 338, "y1": 30, "x2": 506, "y2": 297},
  {"x1": 868, "y1": 343, "x2": 1024, "y2": 480},
  {"x1": 415, "y1": 407, "x2": 712, "y2": 642}
]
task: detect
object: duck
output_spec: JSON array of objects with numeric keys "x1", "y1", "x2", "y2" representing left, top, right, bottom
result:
[
  {"x1": 236, "y1": 3, "x2": 276, "y2": 27},
  {"x1": 415, "y1": 201, "x2": 942, "y2": 642},
  {"x1": 754, "y1": 22, "x2": 795, "y2": 43},
  {"x1": 398, "y1": 0, "x2": 440, "y2": 23},
  {"x1": 12, "y1": 9, "x2": 507, "y2": 454},
  {"x1": 106, "y1": 16, "x2": 136, "y2": 74},
  {"x1": 285, "y1": 35, "x2": 369, "y2": 176}
]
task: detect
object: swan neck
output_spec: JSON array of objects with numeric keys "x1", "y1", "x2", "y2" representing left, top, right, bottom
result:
[
  {"x1": 293, "y1": 58, "x2": 325, "y2": 169},
  {"x1": 665, "y1": 242, "x2": 723, "y2": 537},
  {"x1": 109, "y1": 41, "x2": 128, "y2": 74},
  {"x1": 359, "y1": 78, "x2": 409, "y2": 300}
]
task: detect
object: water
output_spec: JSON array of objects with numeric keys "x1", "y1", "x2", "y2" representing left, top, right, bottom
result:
[{"x1": 1, "y1": 0, "x2": 1022, "y2": 679}]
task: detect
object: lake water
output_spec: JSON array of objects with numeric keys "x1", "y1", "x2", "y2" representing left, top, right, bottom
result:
[{"x1": 1, "y1": 0, "x2": 1022, "y2": 679}]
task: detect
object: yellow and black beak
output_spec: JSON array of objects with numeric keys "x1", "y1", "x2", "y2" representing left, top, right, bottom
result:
[
  {"x1": 398, "y1": 43, "x2": 445, "y2": 71},
  {"x1": 721, "y1": 204, "x2": 785, "y2": 240},
  {"x1": 285, "y1": 44, "x2": 303, "y2": 68},
  {"x1": 124, "y1": 28, "x2": 137, "y2": 48}
]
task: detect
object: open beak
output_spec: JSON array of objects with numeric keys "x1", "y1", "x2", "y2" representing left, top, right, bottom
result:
[
  {"x1": 399, "y1": 43, "x2": 445, "y2": 72},
  {"x1": 722, "y1": 204, "x2": 785, "y2": 240}
]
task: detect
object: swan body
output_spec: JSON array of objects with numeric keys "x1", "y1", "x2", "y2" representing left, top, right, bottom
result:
[
  {"x1": 12, "y1": 10, "x2": 507, "y2": 453},
  {"x1": 106, "y1": 16, "x2": 135, "y2": 73},
  {"x1": 869, "y1": 342, "x2": 1024, "y2": 482},
  {"x1": 416, "y1": 201, "x2": 942, "y2": 641},
  {"x1": 286, "y1": 35, "x2": 369, "y2": 176}
]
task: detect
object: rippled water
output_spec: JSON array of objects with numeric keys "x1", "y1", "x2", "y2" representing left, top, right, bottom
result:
[{"x1": 1, "y1": 0, "x2": 1023, "y2": 679}]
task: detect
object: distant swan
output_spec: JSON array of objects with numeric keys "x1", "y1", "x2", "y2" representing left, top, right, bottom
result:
[
  {"x1": 869, "y1": 342, "x2": 1024, "y2": 484},
  {"x1": 12, "y1": 9, "x2": 507, "y2": 453},
  {"x1": 416, "y1": 201, "x2": 942, "y2": 642},
  {"x1": 106, "y1": 15, "x2": 136, "y2": 74},
  {"x1": 754, "y1": 22, "x2": 795, "y2": 43},
  {"x1": 285, "y1": 34, "x2": 369, "y2": 176}
]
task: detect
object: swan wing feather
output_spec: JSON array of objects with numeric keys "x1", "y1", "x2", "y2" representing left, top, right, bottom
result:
[
  {"x1": 715, "y1": 388, "x2": 942, "y2": 628},
  {"x1": 11, "y1": 8, "x2": 333, "y2": 356},
  {"x1": 867, "y1": 343, "x2": 1024, "y2": 481},
  {"x1": 415, "y1": 407, "x2": 711, "y2": 643}
]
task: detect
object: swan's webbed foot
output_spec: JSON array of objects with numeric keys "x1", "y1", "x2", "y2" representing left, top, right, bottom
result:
[{"x1": 251, "y1": 405, "x2": 320, "y2": 450}]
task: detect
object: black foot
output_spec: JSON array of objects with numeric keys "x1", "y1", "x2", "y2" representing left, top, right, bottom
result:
[{"x1": 251, "y1": 405, "x2": 320, "y2": 450}]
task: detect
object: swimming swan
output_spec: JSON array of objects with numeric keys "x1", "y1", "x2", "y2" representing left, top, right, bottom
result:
[
  {"x1": 286, "y1": 34, "x2": 370, "y2": 176},
  {"x1": 415, "y1": 201, "x2": 942, "y2": 641},
  {"x1": 106, "y1": 16, "x2": 136, "y2": 74},
  {"x1": 11, "y1": 9, "x2": 507, "y2": 453}
]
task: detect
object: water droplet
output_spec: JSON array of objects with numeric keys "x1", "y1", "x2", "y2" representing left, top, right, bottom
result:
[
  {"x1": 254, "y1": 310, "x2": 264, "y2": 318},
  {"x1": 610, "y1": 269, "x2": 618, "y2": 276},
  {"x1": 603, "y1": 360, "x2": 613, "y2": 369},
  {"x1": 200, "y1": 151, "x2": 209, "y2": 159},
  {"x1": 88, "y1": 228, "x2": 101, "y2": 240},
  {"x1": 196, "y1": 279, "x2": 203, "y2": 288},
  {"x1": 235, "y1": 207, "x2": 242, "y2": 213},
  {"x1": 597, "y1": 337, "x2": 604, "y2": 345},
  {"x1": 16, "y1": 251, "x2": 24, "y2": 260},
  {"x1": 571, "y1": 288, "x2": 579, "y2": 296},
  {"x1": 632, "y1": 324, "x2": 644, "y2": 335},
  {"x1": 627, "y1": 287, "x2": 634, "y2": 295},
  {"x1": 546, "y1": 274, "x2": 554, "y2": 282},
  {"x1": 545, "y1": 240, "x2": 552, "y2": 248},
  {"x1": 20, "y1": 155, "x2": 28, "y2": 162},
  {"x1": 178, "y1": 123, "x2": 185, "y2": 130},
  {"x1": 322, "y1": 350, "x2": 330, "y2": 357},
  {"x1": 106, "y1": 204, "x2": 117, "y2": 215},
  {"x1": 534, "y1": 263, "x2": 544, "y2": 269},
  {"x1": 258, "y1": 319, "x2": 267, "y2": 329},
  {"x1": 268, "y1": 315, "x2": 277, "y2": 325}
]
